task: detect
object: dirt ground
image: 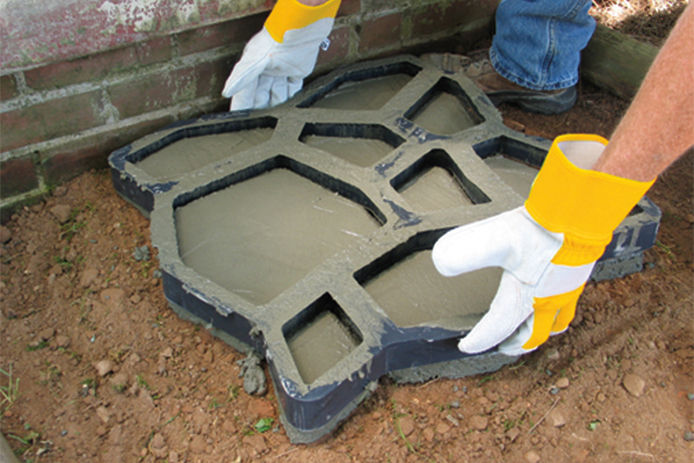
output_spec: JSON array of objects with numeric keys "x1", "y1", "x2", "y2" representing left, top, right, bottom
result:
[{"x1": 2, "y1": 5, "x2": 692, "y2": 463}]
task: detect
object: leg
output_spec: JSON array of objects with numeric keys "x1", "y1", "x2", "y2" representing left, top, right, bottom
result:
[{"x1": 491, "y1": 0, "x2": 595, "y2": 90}]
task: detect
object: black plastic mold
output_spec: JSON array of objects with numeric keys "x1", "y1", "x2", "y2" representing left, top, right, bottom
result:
[{"x1": 108, "y1": 55, "x2": 661, "y2": 443}]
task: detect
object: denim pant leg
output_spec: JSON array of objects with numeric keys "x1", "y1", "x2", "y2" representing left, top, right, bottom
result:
[{"x1": 490, "y1": 0, "x2": 595, "y2": 90}]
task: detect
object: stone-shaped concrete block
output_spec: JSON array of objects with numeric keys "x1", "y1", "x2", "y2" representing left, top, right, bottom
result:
[{"x1": 108, "y1": 55, "x2": 661, "y2": 443}]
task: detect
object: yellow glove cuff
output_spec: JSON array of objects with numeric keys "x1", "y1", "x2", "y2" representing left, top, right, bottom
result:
[
  {"x1": 265, "y1": 0, "x2": 341, "y2": 43},
  {"x1": 525, "y1": 134, "x2": 655, "y2": 266}
]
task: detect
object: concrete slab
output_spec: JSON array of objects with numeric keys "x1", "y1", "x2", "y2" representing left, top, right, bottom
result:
[{"x1": 108, "y1": 55, "x2": 661, "y2": 443}]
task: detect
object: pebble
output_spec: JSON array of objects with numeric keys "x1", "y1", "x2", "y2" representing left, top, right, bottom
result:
[
  {"x1": 525, "y1": 450, "x2": 541, "y2": 463},
  {"x1": 0, "y1": 225, "x2": 11, "y2": 244},
  {"x1": 549, "y1": 387, "x2": 560, "y2": 395},
  {"x1": 39, "y1": 327, "x2": 55, "y2": 341},
  {"x1": 450, "y1": 400, "x2": 460, "y2": 409},
  {"x1": 623, "y1": 373, "x2": 646, "y2": 397},
  {"x1": 150, "y1": 433, "x2": 168, "y2": 458},
  {"x1": 398, "y1": 416, "x2": 415, "y2": 436},
  {"x1": 546, "y1": 349, "x2": 560, "y2": 361},
  {"x1": 548, "y1": 409, "x2": 566, "y2": 428},
  {"x1": 96, "y1": 406, "x2": 110, "y2": 424},
  {"x1": 684, "y1": 431, "x2": 694, "y2": 442},
  {"x1": 54, "y1": 335, "x2": 71, "y2": 348},
  {"x1": 94, "y1": 359, "x2": 114, "y2": 377},
  {"x1": 50, "y1": 204, "x2": 72, "y2": 224},
  {"x1": 133, "y1": 246, "x2": 150, "y2": 262},
  {"x1": 687, "y1": 393, "x2": 694, "y2": 401},
  {"x1": 556, "y1": 377, "x2": 570, "y2": 389},
  {"x1": 506, "y1": 427, "x2": 520, "y2": 442},
  {"x1": 470, "y1": 415, "x2": 488, "y2": 431},
  {"x1": 435, "y1": 422, "x2": 451, "y2": 435}
]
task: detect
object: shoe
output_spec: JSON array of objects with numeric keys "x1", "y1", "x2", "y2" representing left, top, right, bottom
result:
[{"x1": 462, "y1": 56, "x2": 577, "y2": 115}]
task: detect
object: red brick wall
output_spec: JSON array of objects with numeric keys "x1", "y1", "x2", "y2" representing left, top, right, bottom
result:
[{"x1": 0, "y1": 0, "x2": 499, "y2": 221}]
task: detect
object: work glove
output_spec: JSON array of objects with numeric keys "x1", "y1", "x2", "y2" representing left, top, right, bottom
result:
[
  {"x1": 432, "y1": 134, "x2": 654, "y2": 356},
  {"x1": 222, "y1": 0, "x2": 341, "y2": 110}
]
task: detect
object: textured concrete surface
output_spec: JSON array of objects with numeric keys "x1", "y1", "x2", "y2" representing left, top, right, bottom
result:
[{"x1": 109, "y1": 55, "x2": 661, "y2": 442}]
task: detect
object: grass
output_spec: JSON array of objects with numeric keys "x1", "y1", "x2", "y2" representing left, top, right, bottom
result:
[{"x1": 1, "y1": 364, "x2": 20, "y2": 415}]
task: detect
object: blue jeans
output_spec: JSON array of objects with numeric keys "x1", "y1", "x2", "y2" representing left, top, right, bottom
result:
[{"x1": 490, "y1": 0, "x2": 595, "y2": 90}]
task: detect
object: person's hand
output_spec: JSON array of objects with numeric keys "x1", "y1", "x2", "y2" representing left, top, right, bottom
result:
[
  {"x1": 222, "y1": 0, "x2": 340, "y2": 110},
  {"x1": 432, "y1": 134, "x2": 654, "y2": 356}
]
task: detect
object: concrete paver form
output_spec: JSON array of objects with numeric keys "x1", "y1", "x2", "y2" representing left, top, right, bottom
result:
[{"x1": 109, "y1": 55, "x2": 660, "y2": 443}]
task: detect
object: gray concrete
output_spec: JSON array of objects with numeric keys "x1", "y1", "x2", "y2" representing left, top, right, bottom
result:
[{"x1": 108, "y1": 54, "x2": 661, "y2": 443}]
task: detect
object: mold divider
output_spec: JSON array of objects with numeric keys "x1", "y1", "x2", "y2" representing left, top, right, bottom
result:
[
  {"x1": 297, "y1": 58, "x2": 423, "y2": 108},
  {"x1": 390, "y1": 148, "x2": 492, "y2": 206}
]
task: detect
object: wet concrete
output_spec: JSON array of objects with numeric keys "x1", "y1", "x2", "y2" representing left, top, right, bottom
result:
[
  {"x1": 175, "y1": 168, "x2": 380, "y2": 305},
  {"x1": 136, "y1": 128, "x2": 273, "y2": 181},
  {"x1": 109, "y1": 54, "x2": 662, "y2": 443}
]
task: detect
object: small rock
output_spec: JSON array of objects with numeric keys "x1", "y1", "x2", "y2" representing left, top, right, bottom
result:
[
  {"x1": 160, "y1": 347, "x2": 173, "y2": 358},
  {"x1": 0, "y1": 225, "x2": 11, "y2": 244},
  {"x1": 450, "y1": 400, "x2": 460, "y2": 409},
  {"x1": 423, "y1": 427, "x2": 435, "y2": 442},
  {"x1": 470, "y1": 415, "x2": 488, "y2": 431},
  {"x1": 546, "y1": 348, "x2": 560, "y2": 361},
  {"x1": 237, "y1": 353, "x2": 267, "y2": 396},
  {"x1": 548, "y1": 409, "x2": 566, "y2": 427},
  {"x1": 94, "y1": 359, "x2": 114, "y2": 377},
  {"x1": 96, "y1": 406, "x2": 110, "y2": 424},
  {"x1": 243, "y1": 433, "x2": 267, "y2": 454},
  {"x1": 525, "y1": 450, "x2": 541, "y2": 463},
  {"x1": 54, "y1": 335, "x2": 71, "y2": 348},
  {"x1": 168, "y1": 450, "x2": 179, "y2": 463},
  {"x1": 623, "y1": 373, "x2": 646, "y2": 397},
  {"x1": 133, "y1": 246, "x2": 150, "y2": 262},
  {"x1": 506, "y1": 427, "x2": 520, "y2": 442},
  {"x1": 149, "y1": 433, "x2": 168, "y2": 458},
  {"x1": 556, "y1": 377, "x2": 570, "y2": 389},
  {"x1": 398, "y1": 416, "x2": 415, "y2": 436},
  {"x1": 80, "y1": 267, "x2": 99, "y2": 287},
  {"x1": 39, "y1": 327, "x2": 56, "y2": 341},
  {"x1": 687, "y1": 393, "x2": 694, "y2": 401},
  {"x1": 684, "y1": 431, "x2": 694, "y2": 442},
  {"x1": 110, "y1": 372, "x2": 128, "y2": 391},
  {"x1": 50, "y1": 204, "x2": 73, "y2": 223},
  {"x1": 435, "y1": 422, "x2": 451, "y2": 435}
]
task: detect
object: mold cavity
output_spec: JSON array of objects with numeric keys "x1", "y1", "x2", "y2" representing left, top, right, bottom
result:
[
  {"x1": 301, "y1": 62, "x2": 421, "y2": 110},
  {"x1": 391, "y1": 149, "x2": 490, "y2": 211},
  {"x1": 355, "y1": 233, "x2": 501, "y2": 328},
  {"x1": 473, "y1": 137, "x2": 544, "y2": 199},
  {"x1": 405, "y1": 78, "x2": 483, "y2": 135},
  {"x1": 300, "y1": 123, "x2": 405, "y2": 167},
  {"x1": 131, "y1": 117, "x2": 277, "y2": 181},
  {"x1": 174, "y1": 157, "x2": 384, "y2": 305},
  {"x1": 283, "y1": 293, "x2": 363, "y2": 385}
]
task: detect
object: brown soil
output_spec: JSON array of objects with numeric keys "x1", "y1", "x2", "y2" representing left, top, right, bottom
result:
[{"x1": 2, "y1": 7, "x2": 692, "y2": 463}]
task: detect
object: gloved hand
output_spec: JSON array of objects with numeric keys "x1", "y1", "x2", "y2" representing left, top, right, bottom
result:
[
  {"x1": 222, "y1": 0, "x2": 341, "y2": 110},
  {"x1": 432, "y1": 134, "x2": 654, "y2": 356}
]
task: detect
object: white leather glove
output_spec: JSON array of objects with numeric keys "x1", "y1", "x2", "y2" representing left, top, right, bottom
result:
[
  {"x1": 222, "y1": 0, "x2": 340, "y2": 110},
  {"x1": 432, "y1": 135, "x2": 654, "y2": 356}
]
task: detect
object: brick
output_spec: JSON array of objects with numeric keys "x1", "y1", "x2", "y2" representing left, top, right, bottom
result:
[
  {"x1": 109, "y1": 70, "x2": 187, "y2": 120},
  {"x1": 41, "y1": 115, "x2": 176, "y2": 186},
  {"x1": 0, "y1": 90, "x2": 103, "y2": 152},
  {"x1": 176, "y1": 13, "x2": 267, "y2": 56},
  {"x1": 317, "y1": 25, "x2": 351, "y2": 69},
  {"x1": 359, "y1": 13, "x2": 402, "y2": 52},
  {"x1": 411, "y1": 0, "x2": 497, "y2": 37},
  {"x1": 24, "y1": 38, "x2": 174, "y2": 91},
  {"x1": 0, "y1": 156, "x2": 38, "y2": 198},
  {"x1": 194, "y1": 56, "x2": 237, "y2": 98},
  {"x1": 0, "y1": 74, "x2": 19, "y2": 101},
  {"x1": 338, "y1": 0, "x2": 361, "y2": 16}
]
